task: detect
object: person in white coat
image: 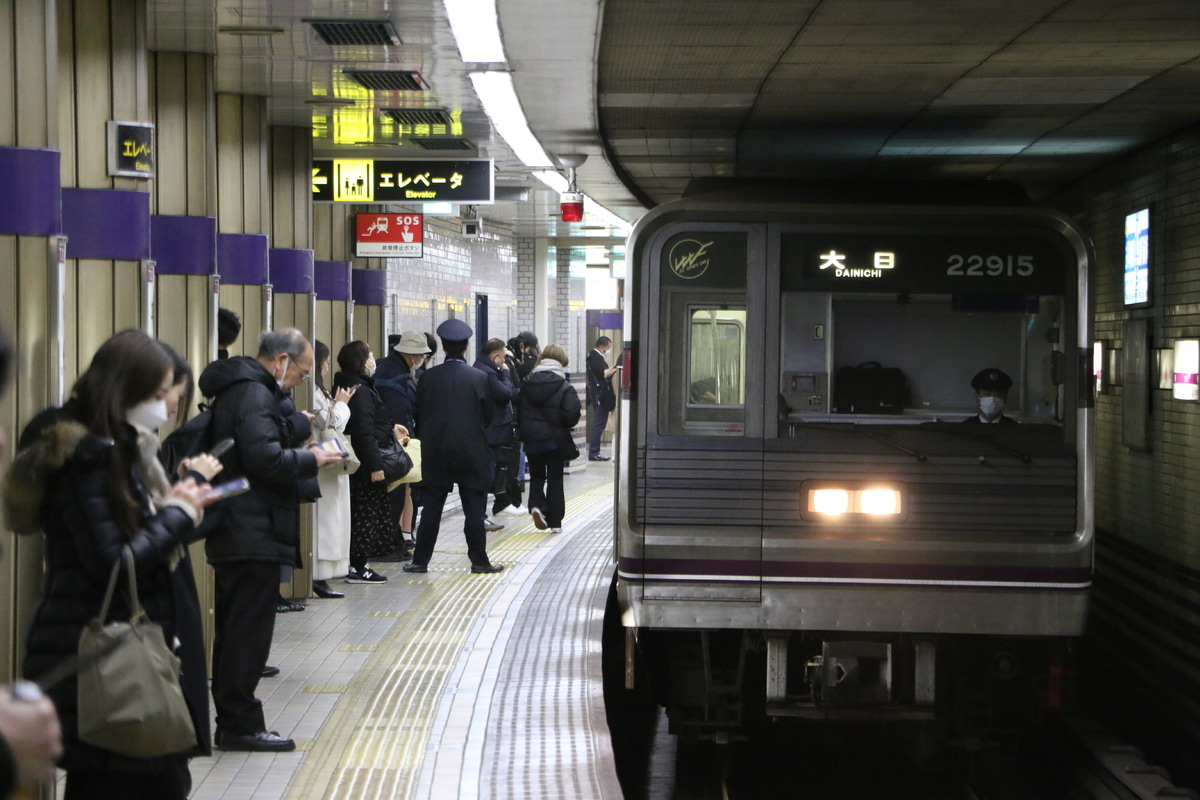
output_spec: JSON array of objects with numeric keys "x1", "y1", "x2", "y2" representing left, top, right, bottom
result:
[{"x1": 311, "y1": 341, "x2": 355, "y2": 597}]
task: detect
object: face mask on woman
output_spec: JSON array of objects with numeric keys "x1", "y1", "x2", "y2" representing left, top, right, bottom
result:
[
  {"x1": 127, "y1": 397, "x2": 169, "y2": 431},
  {"x1": 365, "y1": 356, "x2": 377, "y2": 377}
]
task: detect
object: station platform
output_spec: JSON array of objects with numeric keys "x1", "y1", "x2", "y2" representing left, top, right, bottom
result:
[{"x1": 185, "y1": 463, "x2": 623, "y2": 800}]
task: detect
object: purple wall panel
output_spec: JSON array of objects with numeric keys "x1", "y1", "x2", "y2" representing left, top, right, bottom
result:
[
  {"x1": 217, "y1": 233, "x2": 269, "y2": 285},
  {"x1": 62, "y1": 188, "x2": 150, "y2": 260},
  {"x1": 352, "y1": 268, "x2": 387, "y2": 306},
  {"x1": 151, "y1": 215, "x2": 216, "y2": 275},
  {"x1": 0, "y1": 147, "x2": 60, "y2": 236},
  {"x1": 269, "y1": 249, "x2": 314, "y2": 293},
  {"x1": 315, "y1": 261, "x2": 352, "y2": 301}
]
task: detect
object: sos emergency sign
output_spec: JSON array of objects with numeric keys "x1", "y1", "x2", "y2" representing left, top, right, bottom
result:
[{"x1": 355, "y1": 213, "x2": 423, "y2": 258}]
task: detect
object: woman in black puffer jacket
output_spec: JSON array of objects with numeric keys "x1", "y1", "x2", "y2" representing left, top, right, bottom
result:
[
  {"x1": 334, "y1": 340, "x2": 406, "y2": 583},
  {"x1": 1, "y1": 330, "x2": 214, "y2": 800},
  {"x1": 517, "y1": 344, "x2": 581, "y2": 533}
]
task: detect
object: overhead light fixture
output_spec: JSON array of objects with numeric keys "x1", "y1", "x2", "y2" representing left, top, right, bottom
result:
[
  {"x1": 531, "y1": 170, "x2": 568, "y2": 193},
  {"x1": 306, "y1": 98, "x2": 358, "y2": 107},
  {"x1": 443, "y1": 0, "x2": 506, "y2": 62},
  {"x1": 557, "y1": 153, "x2": 587, "y2": 222},
  {"x1": 469, "y1": 72, "x2": 553, "y2": 168},
  {"x1": 584, "y1": 197, "x2": 632, "y2": 233}
]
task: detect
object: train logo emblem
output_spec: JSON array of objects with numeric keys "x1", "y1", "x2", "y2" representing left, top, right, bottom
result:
[{"x1": 669, "y1": 239, "x2": 714, "y2": 279}]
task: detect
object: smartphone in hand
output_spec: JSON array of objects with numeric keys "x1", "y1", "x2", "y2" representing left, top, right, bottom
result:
[
  {"x1": 314, "y1": 438, "x2": 349, "y2": 458},
  {"x1": 201, "y1": 477, "x2": 251, "y2": 501}
]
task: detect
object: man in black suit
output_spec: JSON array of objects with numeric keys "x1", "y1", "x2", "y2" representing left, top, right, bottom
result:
[
  {"x1": 586, "y1": 336, "x2": 619, "y2": 461},
  {"x1": 403, "y1": 319, "x2": 503, "y2": 574}
]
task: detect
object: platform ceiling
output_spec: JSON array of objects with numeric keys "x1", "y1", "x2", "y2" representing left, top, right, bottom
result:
[{"x1": 145, "y1": 0, "x2": 1200, "y2": 235}]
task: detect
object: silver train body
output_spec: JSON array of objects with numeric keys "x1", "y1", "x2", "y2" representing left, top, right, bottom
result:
[{"x1": 612, "y1": 192, "x2": 1093, "y2": 737}]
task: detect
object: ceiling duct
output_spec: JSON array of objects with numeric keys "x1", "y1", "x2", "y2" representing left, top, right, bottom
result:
[
  {"x1": 343, "y1": 70, "x2": 427, "y2": 92},
  {"x1": 304, "y1": 19, "x2": 401, "y2": 47},
  {"x1": 411, "y1": 139, "x2": 474, "y2": 151},
  {"x1": 382, "y1": 108, "x2": 454, "y2": 127}
]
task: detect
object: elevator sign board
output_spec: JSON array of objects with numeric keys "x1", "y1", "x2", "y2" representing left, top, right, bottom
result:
[
  {"x1": 312, "y1": 159, "x2": 493, "y2": 204},
  {"x1": 107, "y1": 121, "x2": 154, "y2": 178},
  {"x1": 355, "y1": 213, "x2": 423, "y2": 258}
]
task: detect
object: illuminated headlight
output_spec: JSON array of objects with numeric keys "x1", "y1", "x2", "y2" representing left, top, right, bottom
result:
[{"x1": 803, "y1": 482, "x2": 905, "y2": 519}]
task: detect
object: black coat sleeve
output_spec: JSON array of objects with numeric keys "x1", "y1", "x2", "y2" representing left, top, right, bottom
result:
[
  {"x1": 64, "y1": 438, "x2": 196, "y2": 585},
  {"x1": 345, "y1": 386, "x2": 385, "y2": 474},
  {"x1": 561, "y1": 384, "x2": 583, "y2": 429},
  {"x1": 230, "y1": 385, "x2": 319, "y2": 486}
]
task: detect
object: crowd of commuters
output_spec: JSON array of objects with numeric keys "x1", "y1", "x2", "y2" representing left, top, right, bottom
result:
[{"x1": 0, "y1": 314, "x2": 617, "y2": 796}]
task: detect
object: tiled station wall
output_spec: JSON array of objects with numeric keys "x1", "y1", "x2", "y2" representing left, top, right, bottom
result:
[{"x1": 1054, "y1": 124, "x2": 1200, "y2": 783}]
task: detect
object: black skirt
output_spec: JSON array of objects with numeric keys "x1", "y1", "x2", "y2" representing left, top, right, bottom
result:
[{"x1": 348, "y1": 474, "x2": 395, "y2": 560}]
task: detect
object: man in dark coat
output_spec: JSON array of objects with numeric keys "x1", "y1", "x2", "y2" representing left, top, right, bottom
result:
[
  {"x1": 474, "y1": 338, "x2": 521, "y2": 527},
  {"x1": 586, "y1": 336, "x2": 619, "y2": 460},
  {"x1": 197, "y1": 328, "x2": 342, "y2": 752},
  {"x1": 403, "y1": 319, "x2": 502, "y2": 574},
  {"x1": 963, "y1": 367, "x2": 1018, "y2": 424},
  {"x1": 374, "y1": 330, "x2": 427, "y2": 558}
]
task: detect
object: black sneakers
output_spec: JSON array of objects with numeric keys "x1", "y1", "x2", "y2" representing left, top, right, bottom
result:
[{"x1": 346, "y1": 566, "x2": 388, "y2": 583}]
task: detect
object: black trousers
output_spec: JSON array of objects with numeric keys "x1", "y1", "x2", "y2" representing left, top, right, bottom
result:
[
  {"x1": 212, "y1": 560, "x2": 278, "y2": 735},
  {"x1": 588, "y1": 402, "x2": 610, "y2": 457},
  {"x1": 492, "y1": 443, "x2": 524, "y2": 512},
  {"x1": 526, "y1": 450, "x2": 566, "y2": 527},
  {"x1": 64, "y1": 759, "x2": 190, "y2": 800},
  {"x1": 412, "y1": 483, "x2": 490, "y2": 567}
]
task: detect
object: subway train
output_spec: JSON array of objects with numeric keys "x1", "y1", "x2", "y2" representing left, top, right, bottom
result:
[{"x1": 608, "y1": 182, "x2": 1094, "y2": 745}]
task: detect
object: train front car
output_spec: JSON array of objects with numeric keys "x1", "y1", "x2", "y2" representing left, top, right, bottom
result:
[{"x1": 613, "y1": 190, "x2": 1093, "y2": 745}]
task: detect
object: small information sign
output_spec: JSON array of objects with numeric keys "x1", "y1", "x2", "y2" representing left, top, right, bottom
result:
[
  {"x1": 107, "y1": 121, "x2": 154, "y2": 178},
  {"x1": 355, "y1": 213, "x2": 423, "y2": 258}
]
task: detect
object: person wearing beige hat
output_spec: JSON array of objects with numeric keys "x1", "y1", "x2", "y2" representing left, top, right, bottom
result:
[{"x1": 375, "y1": 330, "x2": 428, "y2": 559}]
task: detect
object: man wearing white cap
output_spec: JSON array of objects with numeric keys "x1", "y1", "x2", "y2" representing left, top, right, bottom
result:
[{"x1": 404, "y1": 319, "x2": 504, "y2": 574}]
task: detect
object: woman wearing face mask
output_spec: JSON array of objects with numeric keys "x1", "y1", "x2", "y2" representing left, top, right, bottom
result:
[
  {"x1": 311, "y1": 341, "x2": 355, "y2": 597},
  {"x1": 963, "y1": 367, "x2": 1017, "y2": 424},
  {"x1": 1, "y1": 330, "x2": 220, "y2": 799},
  {"x1": 333, "y1": 341, "x2": 406, "y2": 583}
]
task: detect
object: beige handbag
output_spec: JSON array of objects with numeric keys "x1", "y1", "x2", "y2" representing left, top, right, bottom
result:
[
  {"x1": 313, "y1": 401, "x2": 360, "y2": 475},
  {"x1": 388, "y1": 437, "x2": 423, "y2": 490},
  {"x1": 76, "y1": 548, "x2": 197, "y2": 758}
]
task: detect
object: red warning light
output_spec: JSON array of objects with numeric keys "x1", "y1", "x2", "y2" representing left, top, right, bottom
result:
[{"x1": 560, "y1": 191, "x2": 584, "y2": 222}]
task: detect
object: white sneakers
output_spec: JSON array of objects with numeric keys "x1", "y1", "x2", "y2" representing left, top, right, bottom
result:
[
  {"x1": 498, "y1": 504, "x2": 525, "y2": 516},
  {"x1": 550, "y1": 527, "x2": 563, "y2": 534},
  {"x1": 530, "y1": 507, "x2": 548, "y2": 530}
]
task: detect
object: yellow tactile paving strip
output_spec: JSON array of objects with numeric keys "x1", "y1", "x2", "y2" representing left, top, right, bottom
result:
[{"x1": 285, "y1": 480, "x2": 614, "y2": 800}]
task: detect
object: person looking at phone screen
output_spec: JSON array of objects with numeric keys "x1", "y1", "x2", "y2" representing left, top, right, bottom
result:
[{"x1": 2, "y1": 330, "x2": 223, "y2": 798}]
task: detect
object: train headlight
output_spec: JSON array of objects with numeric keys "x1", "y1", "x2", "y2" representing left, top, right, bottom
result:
[
  {"x1": 802, "y1": 482, "x2": 906, "y2": 520},
  {"x1": 859, "y1": 489, "x2": 900, "y2": 515},
  {"x1": 811, "y1": 489, "x2": 850, "y2": 515}
]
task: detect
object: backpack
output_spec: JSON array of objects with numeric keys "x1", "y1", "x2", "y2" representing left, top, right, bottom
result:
[{"x1": 159, "y1": 400, "x2": 218, "y2": 478}]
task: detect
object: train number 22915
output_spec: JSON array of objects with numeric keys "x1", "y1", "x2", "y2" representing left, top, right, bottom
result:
[{"x1": 946, "y1": 254, "x2": 1034, "y2": 277}]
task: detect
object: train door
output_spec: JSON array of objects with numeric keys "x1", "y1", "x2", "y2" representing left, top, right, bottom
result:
[{"x1": 639, "y1": 224, "x2": 767, "y2": 602}]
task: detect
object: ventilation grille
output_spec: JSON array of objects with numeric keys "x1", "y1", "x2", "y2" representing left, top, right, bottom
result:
[
  {"x1": 382, "y1": 108, "x2": 453, "y2": 127},
  {"x1": 343, "y1": 70, "x2": 427, "y2": 92},
  {"x1": 411, "y1": 139, "x2": 475, "y2": 151},
  {"x1": 304, "y1": 19, "x2": 401, "y2": 47}
]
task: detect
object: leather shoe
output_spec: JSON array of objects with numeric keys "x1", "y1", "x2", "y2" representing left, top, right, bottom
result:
[
  {"x1": 217, "y1": 730, "x2": 295, "y2": 752},
  {"x1": 470, "y1": 563, "x2": 504, "y2": 574},
  {"x1": 588, "y1": 455, "x2": 611, "y2": 462},
  {"x1": 312, "y1": 580, "x2": 344, "y2": 599},
  {"x1": 402, "y1": 563, "x2": 428, "y2": 573},
  {"x1": 262, "y1": 665, "x2": 280, "y2": 678}
]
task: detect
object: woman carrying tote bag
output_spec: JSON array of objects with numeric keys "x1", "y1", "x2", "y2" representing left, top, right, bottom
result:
[
  {"x1": 517, "y1": 344, "x2": 582, "y2": 534},
  {"x1": 1, "y1": 330, "x2": 219, "y2": 800}
]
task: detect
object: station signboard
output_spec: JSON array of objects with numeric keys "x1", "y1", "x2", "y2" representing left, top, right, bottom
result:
[
  {"x1": 313, "y1": 158, "x2": 493, "y2": 204},
  {"x1": 355, "y1": 213, "x2": 423, "y2": 258}
]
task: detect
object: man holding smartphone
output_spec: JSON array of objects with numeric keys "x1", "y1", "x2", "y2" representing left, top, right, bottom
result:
[{"x1": 586, "y1": 336, "x2": 619, "y2": 462}]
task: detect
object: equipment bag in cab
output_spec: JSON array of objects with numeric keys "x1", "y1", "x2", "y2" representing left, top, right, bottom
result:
[{"x1": 834, "y1": 361, "x2": 909, "y2": 414}]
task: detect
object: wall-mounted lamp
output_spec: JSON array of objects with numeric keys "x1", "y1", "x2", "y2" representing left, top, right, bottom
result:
[
  {"x1": 1172, "y1": 339, "x2": 1199, "y2": 400},
  {"x1": 558, "y1": 153, "x2": 587, "y2": 222},
  {"x1": 1093, "y1": 341, "x2": 1104, "y2": 395}
]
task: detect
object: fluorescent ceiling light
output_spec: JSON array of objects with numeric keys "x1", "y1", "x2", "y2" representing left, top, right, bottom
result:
[
  {"x1": 585, "y1": 196, "x2": 632, "y2": 233},
  {"x1": 423, "y1": 202, "x2": 454, "y2": 215},
  {"x1": 531, "y1": 170, "x2": 568, "y2": 193},
  {"x1": 444, "y1": 0, "x2": 506, "y2": 62},
  {"x1": 470, "y1": 72, "x2": 554, "y2": 168}
]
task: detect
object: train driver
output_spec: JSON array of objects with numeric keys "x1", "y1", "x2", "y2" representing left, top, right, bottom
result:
[{"x1": 964, "y1": 368, "x2": 1017, "y2": 424}]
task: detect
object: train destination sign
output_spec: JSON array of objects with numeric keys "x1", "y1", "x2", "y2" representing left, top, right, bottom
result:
[
  {"x1": 783, "y1": 232, "x2": 1068, "y2": 294},
  {"x1": 312, "y1": 158, "x2": 493, "y2": 204}
]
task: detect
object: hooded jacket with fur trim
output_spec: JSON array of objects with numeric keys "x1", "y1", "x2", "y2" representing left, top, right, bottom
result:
[{"x1": 1, "y1": 403, "x2": 211, "y2": 769}]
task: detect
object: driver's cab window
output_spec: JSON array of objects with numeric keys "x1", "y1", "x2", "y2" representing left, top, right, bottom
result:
[{"x1": 689, "y1": 308, "x2": 746, "y2": 407}]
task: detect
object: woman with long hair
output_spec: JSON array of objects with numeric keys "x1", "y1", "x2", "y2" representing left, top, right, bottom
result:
[
  {"x1": 334, "y1": 340, "x2": 405, "y2": 583},
  {"x1": 311, "y1": 340, "x2": 354, "y2": 597},
  {"x1": 517, "y1": 343, "x2": 581, "y2": 534},
  {"x1": 2, "y1": 330, "x2": 218, "y2": 799}
]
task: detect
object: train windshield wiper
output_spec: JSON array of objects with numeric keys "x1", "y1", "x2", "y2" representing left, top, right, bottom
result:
[
  {"x1": 790, "y1": 422, "x2": 927, "y2": 463},
  {"x1": 921, "y1": 424, "x2": 1033, "y2": 463}
]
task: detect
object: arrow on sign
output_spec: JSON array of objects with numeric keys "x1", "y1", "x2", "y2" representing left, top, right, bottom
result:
[{"x1": 312, "y1": 167, "x2": 328, "y2": 194}]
